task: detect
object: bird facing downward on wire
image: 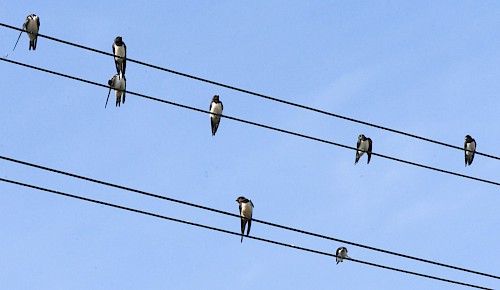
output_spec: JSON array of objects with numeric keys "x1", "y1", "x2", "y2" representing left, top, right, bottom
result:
[
  {"x1": 209, "y1": 95, "x2": 223, "y2": 136},
  {"x1": 355, "y1": 134, "x2": 373, "y2": 164},
  {"x1": 336, "y1": 246, "x2": 349, "y2": 264},
  {"x1": 236, "y1": 196, "x2": 254, "y2": 243},
  {"x1": 464, "y1": 135, "x2": 476, "y2": 166},
  {"x1": 112, "y1": 36, "x2": 126, "y2": 76},
  {"x1": 13, "y1": 14, "x2": 40, "y2": 51},
  {"x1": 106, "y1": 73, "x2": 126, "y2": 108}
]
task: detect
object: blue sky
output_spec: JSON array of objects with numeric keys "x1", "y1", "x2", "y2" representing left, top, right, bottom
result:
[{"x1": 1, "y1": 1, "x2": 499, "y2": 289}]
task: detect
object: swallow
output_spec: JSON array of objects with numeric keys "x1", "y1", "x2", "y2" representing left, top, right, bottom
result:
[
  {"x1": 23, "y1": 14, "x2": 40, "y2": 50},
  {"x1": 112, "y1": 36, "x2": 127, "y2": 76},
  {"x1": 107, "y1": 73, "x2": 126, "y2": 107},
  {"x1": 236, "y1": 196, "x2": 254, "y2": 243},
  {"x1": 336, "y1": 246, "x2": 348, "y2": 264},
  {"x1": 209, "y1": 95, "x2": 223, "y2": 136},
  {"x1": 355, "y1": 134, "x2": 373, "y2": 164},
  {"x1": 464, "y1": 135, "x2": 476, "y2": 166}
]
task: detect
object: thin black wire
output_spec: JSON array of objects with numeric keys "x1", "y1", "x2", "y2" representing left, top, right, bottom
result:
[
  {"x1": 2, "y1": 57, "x2": 499, "y2": 188},
  {"x1": 0, "y1": 154, "x2": 498, "y2": 281},
  {"x1": 0, "y1": 177, "x2": 492, "y2": 290},
  {"x1": 1, "y1": 22, "x2": 497, "y2": 161}
]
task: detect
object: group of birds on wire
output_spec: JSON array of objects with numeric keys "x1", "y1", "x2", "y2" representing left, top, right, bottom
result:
[
  {"x1": 12, "y1": 14, "x2": 480, "y2": 167},
  {"x1": 9, "y1": 13, "x2": 482, "y2": 265}
]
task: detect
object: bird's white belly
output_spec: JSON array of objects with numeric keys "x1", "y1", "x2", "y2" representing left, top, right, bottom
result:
[
  {"x1": 116, "y1": 78, "x2": 125, "y2": 91},
  {"x1": 359, "y1": 140, "x2": 369, "y2": 151},
  {"x1": 465, "y1": 143, "x2": 475, "y2": 156},
  {"x1": 26, "y1": 21, "x2": 38, "y2": 40},
  {"x1": 210, "y1": 103, "x2": 222, "y2": 118},
  {"x1": 115, "y1": 46, "x2": 125, "y2": 62},
  {"x1": 240, "y1": 203, "x2": 252, "y2": 218}
]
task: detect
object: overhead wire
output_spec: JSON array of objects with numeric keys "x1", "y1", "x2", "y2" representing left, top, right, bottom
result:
[
  {"x1": 0, "y1": 177, "x2": 493, "y2": 290},
  {"x1": 1, "y1": 23, "x2": 498, "y2": 287},
  {"x1": 0, "y1": 153, "x2": 498, "y2": 280},
  {"x1": 1, "y1": 57, "x2": 499, "y2": 188},
  {"x1": 1, "y1": 22, "x2": 498, "y2": 161}
]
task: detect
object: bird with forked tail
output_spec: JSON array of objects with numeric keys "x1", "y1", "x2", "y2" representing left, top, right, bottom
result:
[
  {"x1": 236, "y1": 196, "x2": 254, "y2": 243},
  {"x1": 464, "y1": 135, "x2": 476, "y2": 166},
  {"x1": 210, "y1": 95, "x2": 223, "y2": 136},
  {"x1": 355, "y1": 134, "x2": 372, "y2": 164}
]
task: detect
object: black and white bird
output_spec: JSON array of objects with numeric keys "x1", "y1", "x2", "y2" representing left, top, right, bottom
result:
[
  {"x1": 112, "y1": 36, "x2": 126, "y2": 76},
  {"x1": 209, "y1": 95, "x2": 223, "y2": 136},
  {"x1": 23, "y1": 14, "x2": 40, "y2": 50},
  {"x1": 236, "y1": 196, "x2": 254, "y2": 243},
  {"x1": 107, "y1": 73, "x2": 126, "y2": 107},
  {"x1": 464, "y1": 135, "x2": 476, "y2": 166},
  {"x1": 355, "y1": 134, "x2": 373, "y2": 164},
  {"x1": 336, "y1": 246, "x2": 349, "y2": 264}
]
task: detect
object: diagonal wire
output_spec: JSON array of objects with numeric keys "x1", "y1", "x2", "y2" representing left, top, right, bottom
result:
[
  {"x1": 1, "y1": 22, "x2": 497, "y2": 161},
  {"x1": 0, "y1": 153, "x2": 498, "y2": 280},
  {"x1": 0, "y1": 177, "x2": 493, "y2": 290},
  {"x1": 1, "y1": 57, "x2": 499, "y2": 188}
]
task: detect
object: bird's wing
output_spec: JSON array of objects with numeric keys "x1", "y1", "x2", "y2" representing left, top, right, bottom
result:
[
  {"x1": 355, "y1": 139, "x2": 361, "y2": 163},
  {"x1": 247, "y1": 219, "x2": 252, "y2": 236},
  {"x1": 122, "y1": 43, "x2": 126, "y2": 75},
  {"x1": 36, "y1": 16, "x2": 40, "y2": 28},
  {"x1": 470, "y1": 141, "x2": 476, "y2": 164},
  {"x1": 367, "y1": 138, "x2": 373, "y2": 163},
  {"x1": 464, "y1": 140, "x2": 468, "y2": 164},
  {"x1": 23, "y1": 17, "x2": 29, "y2": 29}
]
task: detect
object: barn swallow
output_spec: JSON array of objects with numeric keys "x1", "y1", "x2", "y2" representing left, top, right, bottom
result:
[
  {"x1": 107, "y1": 73, "x2": 126, "y2": 107},
  {"x1": 336, "y1": 246, "x2": 348, "y2": 264},
  {"x1": 23, "y1": 14, "x2": 40, "y2": 50},
  {"x1": 209, "y1": 95, "x2": 223, "y2": 136},
  {"x1": 464, "y1": 135, "x2": 476, "y2": 166},
  {"x1": 112, "y1": 36, "x2": 127, "y2": 76},
  {"x1": 355, "y1": 134, "x2": 373, "y2": 164},
  {"x1": 236, "y1": 196, "x2": 254, "y2": 243}
]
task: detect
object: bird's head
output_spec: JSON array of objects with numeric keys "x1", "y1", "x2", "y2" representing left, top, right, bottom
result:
[
  {"x1": 337, "y1": 246, "x2": 348, "y2": 255},
  {"x1": 236, "y1": 196, "x2": 246, "y2": 203},
  {"x1": 108, "y1": 74, "x2": 118, "y2": 86},
  {"x1": 212, "y1": 95, "x2": 219, "y2": 101}
]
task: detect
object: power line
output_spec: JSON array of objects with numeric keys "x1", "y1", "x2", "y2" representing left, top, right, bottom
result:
[
  {"x1": 0, "y1": 154, "x2": 498, "y2": 281},
  {"x1": 2, "y1": 57, "x2": 499, "y2": 188},
  {"x1": 0, "y1": 177, "x2": 492, "y2": 290},
  {"x1": 2, "y1": 21, "x2": 497, "y2": 290},
  {"x1": 1, "y1": 22, "x2": 498, "y2": 162}
]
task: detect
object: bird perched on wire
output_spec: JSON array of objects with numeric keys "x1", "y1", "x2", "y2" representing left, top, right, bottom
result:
[
  {"x1": 15, "y1": 14, "x2": 40, "y2": 51},
  {"x1": 355, "y1": 134, "x2": 373, "y2": 164},
  {"x1": 106, "y1": 73, "x2": 126, "y2": 108},
  {"x1": 236, "y1": 196, "x2": 254, "y2": 243},
  {"x1": 464, "y1": 135, "x2": 476, "y2": 166},
  {"x1": 112, "y1": 36, "x2": 126, "y2": 76},
  {"x1": 209, "y1": 95, "x2": 223, "y2": 136},
  {"x1": 336, "y1": 246, "x2": 349, "y2": 264}
]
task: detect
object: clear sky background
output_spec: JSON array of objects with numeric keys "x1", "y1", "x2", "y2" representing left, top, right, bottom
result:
[{"x1": 1, "y1": 1, "x2": 499, "y2": 289}]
